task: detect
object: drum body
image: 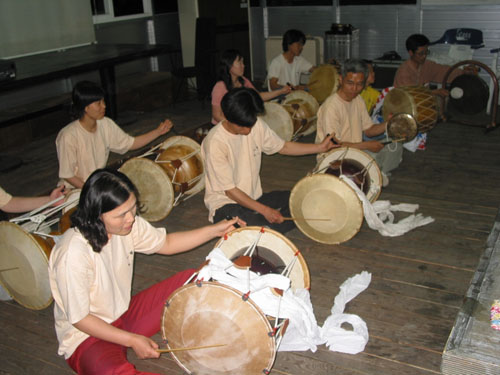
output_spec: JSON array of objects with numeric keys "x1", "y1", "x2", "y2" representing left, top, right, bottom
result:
[
  {"x1": 215, "y1": 226, "x2": 310, "y2": 290},
  {"x1": 314, "y1": 147, "x2": 382, "y2": 203},
  {"x1": 119, "y1": 136, "x2": 204, "y2": 222},
  {"x1": 308, "y1": 64, "x2": 340, "y2": 104},
  {"x1": 382, "y1": 86, "x2": 438, "y2": 133},
  {"x1": 261, "y1": 91, "x2": 319, "y2": 141},
  {"x1": 161, "y1": 282, "x2": 277, "y2": 375},
  {"x1": 290, "y1": 174, "x2": 363, "y2": 245},
  {"x1": 0, "y1": 221, "x2": 55, "y2": 310}
]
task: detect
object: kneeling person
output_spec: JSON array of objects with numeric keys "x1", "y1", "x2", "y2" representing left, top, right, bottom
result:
[{"x1": 202, "y1": 87, "x2": 338, "y2": 234}]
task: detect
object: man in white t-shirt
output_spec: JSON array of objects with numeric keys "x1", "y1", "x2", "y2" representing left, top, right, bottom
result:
[
  {"x1": 316, "y1": 59, "x2": 403, "y2": 178},
  {"x1": 202, "y1": 87, "x2": 338, "y2": 234},
  {"x1": 267, "y1": 29, "x2": 315, "y2": 91}
]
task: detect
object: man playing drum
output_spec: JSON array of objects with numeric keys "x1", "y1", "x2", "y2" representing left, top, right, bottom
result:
[
  {"x1": 48, "y1": 168, "x2": 240, "y2": 375},
  {"x1": 393, "y1": 34, "x2": 475, "y2": 97},
  {"x1": 56, "y1": 81, "x2": 173, "y2": 189},
  {"x1": 315, "y1": 59, "x2": 402, "y2": 183},
  {"x1": 202, "y1": 87, "x2": 338, "y2": 234},
  {"x1": 267, "y1": 29, "x2": 315, "y2": 91}
]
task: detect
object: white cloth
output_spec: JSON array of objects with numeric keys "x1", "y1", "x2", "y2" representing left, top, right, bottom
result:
[
  {"x1": 197, "y1": 248, "x2": 371, "y2": 354},
  {"x1": 340, "y1": 175, "x2": 435, "y2": 236}
]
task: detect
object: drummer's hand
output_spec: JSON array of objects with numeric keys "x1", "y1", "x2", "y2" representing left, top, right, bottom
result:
[
  {"x1": 156, "y1": 119, "x2": 173, "y2": 135},
  {"x1": 464, "y1": 65, "x2": 479, "y2": 75},
  {"x1": 432, "y1": 88, "x2": 449, "y2": 97},
  {"x1": 365, "y1": 140, "x2": 384, "y2": 153},
  {"x1": 319, "y1": 133, "x2": 341, "y2": 153},
  {"x1": 262, "y1": 206, "x2": 284, "y2": 224},
  {"x1": 130, "y1": 334, "x2": 160, "y2": 359},
  {"x1": 212, "y1": 217, "x2": 246, "y2": 237},
  {"x1": 280, "y1": 85, "x2": 292, "y2": 95},
  {"x1": 49, "y1": 186, "x2": 67, "y2": 206}
]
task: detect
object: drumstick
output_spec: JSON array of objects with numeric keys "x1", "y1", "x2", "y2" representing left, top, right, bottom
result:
[
  {"x1": 0, "y1": 267, "x2": 18, "y2": 273},
  {"x1": 283, "y1": 217, "x2": 331, "y2": 221},
  {"x1": 156, "y1": 343, "x2": 226, "y2": 353},
  {"x1": 381, "y1": 137, "x2": 406, "y2": 145}
]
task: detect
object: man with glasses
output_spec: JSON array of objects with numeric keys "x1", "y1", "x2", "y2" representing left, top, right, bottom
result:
[{"x1": 393, "y1": 34, "x2": 466, "y2": 98}]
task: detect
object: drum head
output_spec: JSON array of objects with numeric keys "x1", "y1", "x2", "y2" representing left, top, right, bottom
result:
[
  {"x1": 215, "y1": 226, "x2": 310, "y2": 290},
  {"x1": 308, "y1": 64, "x2": 340, "y2": 104},
  {"x1": 158, "y1": 136, "x2": 205, "y2": 196},
  {"x1": 119, "y1": 158, "x2": 174, "y2": 222},
  {"x1": 282, "y1": 90, "x2": 319, "y2": 137},
  {"x1": 0, "y1": 221, "x2": 53, "y2": 310},
  {"x1": 382, "y1": 86, "x2": 437, "y2": 133},
  {"x1": 290, "y1": 174, "x2": 363, "y2": 245},
  {"x1": 161, "y1": 282, "x2": 276, "y2": 375},
  {"x1": 314, "y1": 147, "x2": 382, "y2": 202},
  {"x1": 449, "y1": 74, "x2": 489, "y2": 115},
  {"x1": 387, "y1": 113, "x2": 418, "y2": 143},
  {"x1": 260, "y1": 102, "x2": 294, "y2": 141}
]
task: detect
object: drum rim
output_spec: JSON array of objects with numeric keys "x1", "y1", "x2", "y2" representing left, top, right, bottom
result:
[
  {"x1": 290, "y1": 174, "x2": 363, "y2": 245},
  {"x1": 159, "y1": 135, "x2": 205, "y2": 196},
  {"x1": 119, "y1": 157, "x2": 175, "y2": 222},
  {"x1": 161, "y1": 281, "x2": 276, "y2": 374},
  {"x1": 314, "y1": 147, "x2": 382, "y2": 202},
  {"x1": 261, "y1": 102, "x2": 294, "y2": 141},
  {"x1": 0, "y1": 221, "x2": 53, "y2": 310},
  {"x1": 215, "y1": 226, "x2": 311, "y2": 290}
]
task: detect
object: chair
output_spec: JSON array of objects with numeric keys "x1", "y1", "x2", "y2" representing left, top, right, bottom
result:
[{"x1": 172, "y1": 17, "x2": 218, "y2": 106}]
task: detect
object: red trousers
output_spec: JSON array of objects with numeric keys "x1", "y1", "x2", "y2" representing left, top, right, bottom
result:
[{"x1": 67, "y1": 269, "x2": 194, "y2": 375}]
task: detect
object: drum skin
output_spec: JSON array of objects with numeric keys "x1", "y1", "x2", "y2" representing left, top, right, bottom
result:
[
  {"x1": 281, "y1": 90, "x2": 319, "y2": 137},
  {"x1": 308, "y1": 64, "x2": 340, "y2": 104},
  {"x1": 0, "y1": 221, "x2": 55, "y2": 310},
  {"x1": 161, "y1": 282, "x2": 276, "y2": 375},
  {"x1": 290, "y1": 174, "x2": 363, "y2": 245},
  {"x1": 382, "y1": 86, "x2": 438, "y2": 133},
  {"x1": 215, "y1": 226, "x2": 310, "y2": 290},
  {"x1": 119, "y1": 158, "x2": 175, "y2": 222},
  {"x1": 261, "y1": 102, "x2": 294, "y2": 141},
  {"x1": 449, "y1": 74, "x2": 489, "y2": 115}
]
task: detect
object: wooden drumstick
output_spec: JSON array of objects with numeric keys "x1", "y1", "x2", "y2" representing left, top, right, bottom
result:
[
  {"x1": 283, "y1": 217, "x2": 331, "y2": 221},
  {"x1": 381, "y1": 137, "x2": 406, "y2": 145},
  {"x1": 156, "y1": 343, "x2": 226, "y2": 353}
]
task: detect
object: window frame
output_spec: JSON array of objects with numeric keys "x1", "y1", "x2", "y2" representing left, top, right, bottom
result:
[{"x1": 92, "y1": 0, "x2": 153, "y2": 24}]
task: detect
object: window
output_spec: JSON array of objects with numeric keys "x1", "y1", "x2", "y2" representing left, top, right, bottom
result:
[{"x1": 90, "y1": 0, "x2": 152, "y2": 23}]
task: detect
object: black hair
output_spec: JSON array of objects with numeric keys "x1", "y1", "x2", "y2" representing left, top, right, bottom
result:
[
  {"x1": 221, "y1": 87, "x2": 264, "y2": 128},
  {"x1": 218, "y1": 49, "x2": 245, "y2": 90},
  {"x1": 405, "y1": 34, "x2": 430, "y2": 53},
  {"x1": 282, "y1": 29, "x2": 306, "y2": 52},
  {"x1": 71, "y1": 81, "x2": 105, "y2": 120},
  {"x1": 71, "y1": 168, "x2": 140, "y2": 253}
]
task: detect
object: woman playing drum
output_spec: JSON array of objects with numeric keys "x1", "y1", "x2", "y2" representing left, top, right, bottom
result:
[
  {"x1": 56, "y1": 81, "x2": 173, "y2": 189},
  {"x1": 48, "y1": 168, "x2": 242, "y2": 375},
  {"x1": 211, "y1": 49, "x2": 291, "y2": 124}
]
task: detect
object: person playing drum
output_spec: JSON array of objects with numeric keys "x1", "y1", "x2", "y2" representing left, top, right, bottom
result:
[
  {"x1": 48, "y1": 168, "x2": 241, "y2": 375},
  {"x1": 315, "y1": 59, "x2": 402, "y2": 183},
  {"x1": 393, "y1": 34, "x2": 476, "y2": 97},
  {"x1": 202, "y1": 87, "x2": 338, "y2": 234},
  {"x1": 0, "y1": 185, "x2": 66, "y2": 213},
  {"x1": 211, "y1": 49, "x2": 291, "y2": 125},
  {"x1": 267, "y1": 29, "x2": 315, "y2": 91},
  {"x1": 56, "y1": 81, "x2": 173, "y2": 189}
]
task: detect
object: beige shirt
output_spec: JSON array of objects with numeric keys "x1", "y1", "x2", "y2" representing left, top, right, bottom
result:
[
  {"x1": 0, "y1": 187, "x2": 12, "y2": 209},
  {"x1": 316, "y1": 93, "x2": 373, "y2": 145},
  {"x1": 48, "y1": 216, "x2": 166, "y2": 358},
  {"x1": 201, "y1": 118, "x2": 285, "y2": 221},
  {"x1": 56, "y1": 117, "x2": 134, "y2": 188}
]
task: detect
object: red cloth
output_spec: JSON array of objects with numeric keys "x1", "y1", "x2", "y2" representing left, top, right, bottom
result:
[
  {"x1": 393, "y1": 59, "x2": 463, "y2": 87},
  {"x1": 67, "y1": 269, "x2": 195, "y2": 375}
]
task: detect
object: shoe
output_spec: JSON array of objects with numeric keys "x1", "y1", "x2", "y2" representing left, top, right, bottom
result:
[{"x1": 382, "y1": 172, "x2": 389, "y2": 187}]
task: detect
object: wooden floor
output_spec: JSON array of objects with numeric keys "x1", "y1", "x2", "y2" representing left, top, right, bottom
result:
[{"x1": 1, "y1": 101, "x2": 500, "y2": 375}]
